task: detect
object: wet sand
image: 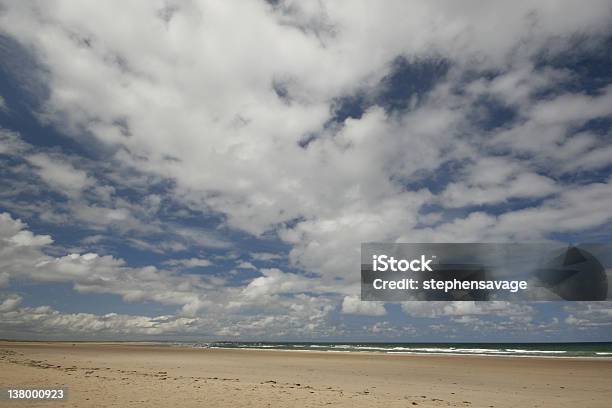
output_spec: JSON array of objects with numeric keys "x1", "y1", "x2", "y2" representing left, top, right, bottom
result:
[{"x1": 1, "y1": 341, "x2": 611, "y2": 407}]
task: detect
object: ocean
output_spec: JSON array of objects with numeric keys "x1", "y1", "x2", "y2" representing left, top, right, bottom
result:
[{"x1": 179, "y1": 342, "x2": 612, "y2": 358}]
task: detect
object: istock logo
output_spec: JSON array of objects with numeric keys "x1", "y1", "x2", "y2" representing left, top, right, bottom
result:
[{"x1": 372, "y1": 254, "x2": 434, "y2": 272}]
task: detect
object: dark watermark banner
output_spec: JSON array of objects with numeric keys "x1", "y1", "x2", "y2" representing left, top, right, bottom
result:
[{"x1": 361, "y1": 243, "x2": 611, "y2": 301}]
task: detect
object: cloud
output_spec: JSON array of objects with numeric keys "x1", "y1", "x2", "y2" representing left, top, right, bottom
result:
[
  {"x1": 0, "y1": 272, "x2": 9, "y2": 287},
  {"x1": 250, "y1": 252, "x2": 284, "y2": 261},
  {"x1": 171, "y1": 226, "x2": 231, "y2": 250},
  {"x1": 0, "y1": 301, "x2": 198, "y2": 336},
  {"x1": 0, "y1": 211, "x2": 340, "y2": 337},
  {"x1": 241, "y1": 268, "x2": 327, "y2": 299},
  {"x1": 531, "y1": 85, "x2": 612, "y2": 125},
  {"x1": 0, "y1": 129, "x2": 27, "y2": 155},
  {"x1": 26, "y1": 153, "x2": 94, "y2": 196},
  {"x1": 405, "y1": 176, "x2": 612, "y2": 242},
  {"x1": 341, "y1": 295, "x2": 386, "y2": 316},
  {"x1": 164, "y1": 257, "x2": 212, "y2": 268},
  {"x1": 439, "y1": 157, "x2": 560, "y2": 208},
  {"x1": 0, "y1": 1, "x2": 611, "y2": 340},
  {"x1": 0, "y1": 212, "x2": 210, "y2": 314},
  {"x1": 7, "y1": 229, "x2": 53, "y2": 247},
  {"x1": 1, "y1": 0, "x2": 611, "y2": 282},
  {"x1": 0, "y1": 294, "x2": 22, "y2": 312},
  {"x1": 562, "y1": 143, "x2": 612, "y2": 173},
  {"x1": 564, "y1": 303, "x2": 612, "y2": 328},
  {"x1": 0, "y1": 131, "x2": 232, "y2": 256},
  {"x1": 236, "y1": 261, "x2": 256, "y2": 270},
  {"x1": 402, "y1": 301, "x2": 534, "y2": 320},
  {"x1": 0, "y1": 212, "x2": 53, "y2": 247}
]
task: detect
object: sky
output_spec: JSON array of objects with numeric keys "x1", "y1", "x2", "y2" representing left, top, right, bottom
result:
[{"x1": 0, "y1": 0, "x2": 612, "y2": 342}]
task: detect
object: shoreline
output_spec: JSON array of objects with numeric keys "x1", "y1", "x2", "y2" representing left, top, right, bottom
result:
[
  {"x1": 3, "y1": 340, "x2": 611, "y2": 360},
  {"x1": 202, "y1": 345, "x2": 612, "y2": 360}
]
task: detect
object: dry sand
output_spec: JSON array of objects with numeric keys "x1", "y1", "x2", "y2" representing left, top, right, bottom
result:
[{"x1": 1, "y1": 341, "x2": 611, "y2": 407}]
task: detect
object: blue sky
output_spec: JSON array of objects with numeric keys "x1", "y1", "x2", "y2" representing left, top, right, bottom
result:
[{"x1": 0, "y1": 0, "x2": 612, "y2": 341}]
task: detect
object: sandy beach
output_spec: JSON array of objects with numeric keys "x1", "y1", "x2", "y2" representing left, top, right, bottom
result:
[{"x1": 1, "y1": 342, "x2": 611, "y2": 407}]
